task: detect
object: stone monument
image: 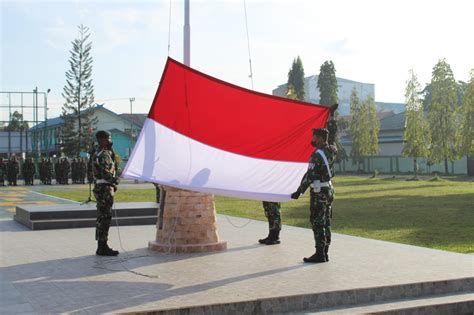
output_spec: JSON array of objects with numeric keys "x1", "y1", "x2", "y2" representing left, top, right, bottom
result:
[{"x1": 149, "y1": 186, "x2": 227, "y2": 253}]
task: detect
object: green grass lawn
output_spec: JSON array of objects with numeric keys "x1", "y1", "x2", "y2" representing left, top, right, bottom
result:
[{"x1": 39, "y1": 176, "x2": 474, "y2": 254}]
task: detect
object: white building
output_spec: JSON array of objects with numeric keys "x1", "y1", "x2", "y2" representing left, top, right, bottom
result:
[{"x1": 272, "y1": 75, "x2": 375, "y2": 115}]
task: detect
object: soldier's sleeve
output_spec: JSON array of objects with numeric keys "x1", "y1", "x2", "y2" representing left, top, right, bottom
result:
[
  {"x1": 98, "y1": 151, "x2": 117, "y2": 183},
  {"x1": 296, "y1": 153, "x2": 319, "y2": 194}
]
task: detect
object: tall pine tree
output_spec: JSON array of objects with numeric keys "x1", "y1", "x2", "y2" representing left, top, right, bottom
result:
[
  {"x1": 317, "y1": 60, "x2": 346, "y2": 160},
  {"x1": 317, "y1": 61, "x2": 338, "y2": 107},
  {"x1": 402, "y1": 69, "x2": 430, "y2": 178},
  {"x1": 456, "y1": 70, "x2": 474, "y2": 157},
  {"x1": 349, "y1": 87, "x2": 364, "y2": 170},
  {"x1": 61, "y1": 24, "x2": 97, "y2": 157},
  {"x1": 428, "y1": 58, "x2": 457, "y2": 174},
  {"x1": 362, "y1": 95, "x2": 379, "y2": 157},
  {"x1": 286, "y1": 56, "x2": 305, "y2": 101}
]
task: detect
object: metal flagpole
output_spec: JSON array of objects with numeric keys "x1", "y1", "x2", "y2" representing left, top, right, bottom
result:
[{"x1": 184, "y1": 0, "x2": 190, "y2": 66}]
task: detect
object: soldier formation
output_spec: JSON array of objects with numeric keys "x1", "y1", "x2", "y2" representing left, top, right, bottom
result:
[{"x1": 0, "y1": 156, "x2": 89, "y2": 186}]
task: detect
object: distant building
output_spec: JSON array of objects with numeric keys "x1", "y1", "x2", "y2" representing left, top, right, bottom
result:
[
  {"x1": 272, "y1": 75, "x2": 375, "y2": 115},
  {"x1": 340, "y1": 111, "x2": 405, "y2": 156},
  {"x1": 29, "y1": 104, "x2": 146, "y2": 159},
  {"x1": 0, "y1": 131, "x2": 32, "y2": 157}
]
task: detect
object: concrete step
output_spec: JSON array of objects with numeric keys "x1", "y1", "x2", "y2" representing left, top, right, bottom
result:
[
  {"x1": 304, "y1": 292, "x2": 474, "y2": 314},
  {"x1": 139, "y1": 277, "x2": 474, "y2": 314},
  {"x1": 14, "y1": 202, "x2": 159, "y2": 230},
  {"x1": 25, "y1": 215, "x2": 157, "y2": 230}
]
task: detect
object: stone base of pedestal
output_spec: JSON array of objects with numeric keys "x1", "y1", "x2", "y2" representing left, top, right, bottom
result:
[
  {"x1": 150, "y1": 186, "x2": 227, "y2": 254},
  {"x1": 148, "y1": 240, "x2": 227, "y2": 253}
]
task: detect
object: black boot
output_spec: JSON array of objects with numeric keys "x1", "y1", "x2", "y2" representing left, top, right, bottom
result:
[
  {"x1": 96, "y1": 240, "x2": 119, "y2": 256},
  {"x1": 258, "y1": 232, "x2": 271, "y2": 244},
  {"x1": 303, "y1": 246, "x2": 326, "y2": 263},
  {"x1": 265, "y1": 230, "x2": 281, "y2": 245},
  {"x1": 325, "y1": 245, "x2": 329, "y2": 262}
]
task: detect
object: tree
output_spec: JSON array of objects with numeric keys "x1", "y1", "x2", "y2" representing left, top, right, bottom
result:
[
  {"x1": 317, "y1": 60, "x2": 346, "y2": 160},
  {"x1": 6, "y1": 111, "x2": 29, "y2": 131},
  {"x1": 456, "y1": 70, "x2": 474, "y2": 157},
  {"x1": 61, "y1": 24, "x2": 97, "y2": 157},
  {"x1": 349, "y1": 88, "x2": 379, "y2": 171},
  {"x1": 362, "y1": 95, "x2": 379, "y2": 157},
  {"x1": 420, "y1": 83, "x2": 432, "y2": 112},
  {"x1": 286, "y1": 56, "x2": 305, "y2": 101},
  {"x1": 348, "y1": 87, "x2": 364, "y2": 170},
  {"x1": 317, "y1": 61, "x2": 338, "y2": 107},
  {"x1": 402, "y1": 69, "x2": 430, "y2": 178},
  {"x1": 428, "y1": 58, "x2": 457, "y2": 174}
]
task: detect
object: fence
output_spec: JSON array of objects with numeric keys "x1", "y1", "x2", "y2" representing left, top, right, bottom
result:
[{"x1": 336, "y1": 156, "x2": 469, "y2": 175}]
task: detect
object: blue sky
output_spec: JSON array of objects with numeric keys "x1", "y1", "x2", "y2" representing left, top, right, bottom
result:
[{"x1": 1, "y1": 0, "x2": 473, "y2": 122}]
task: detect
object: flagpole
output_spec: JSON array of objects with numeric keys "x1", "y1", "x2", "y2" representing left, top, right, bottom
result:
[
  {"x1": 184, "y1": 0, "x2": 190, "y2": 66},
  {"x1": 148, "y1": 0, "x2": 227, "y2": 253}
]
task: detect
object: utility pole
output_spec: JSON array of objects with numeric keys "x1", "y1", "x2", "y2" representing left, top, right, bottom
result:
[
  {"x1": 34, "y1": 87, "x2": 40, "y2": 159},
  {"x1": 184, "y1": 0, "x2": 190, "y2": 66},
  {"x1": 129, "y1": 97, "x2": 135, "y2": 156},
  {"x1": 44, "y1": 89, "x2": 50, "y2": 156},
  {"x1": 129, "y1": 97, "x2": 135, "y2": 137}
]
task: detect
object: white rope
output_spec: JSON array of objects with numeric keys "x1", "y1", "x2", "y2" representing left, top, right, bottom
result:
[{"x1": 243, "y1": 0, "x2": 254, "y2": 90}]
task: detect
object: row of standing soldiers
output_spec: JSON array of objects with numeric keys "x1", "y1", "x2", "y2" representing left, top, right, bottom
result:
[{"x1": 0, "y1": 157, "x2": 93, "y2": 186}]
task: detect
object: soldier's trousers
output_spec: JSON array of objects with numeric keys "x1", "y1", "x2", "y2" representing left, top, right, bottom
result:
[
  {"x1": 93, "y1": 184, "x2": 115, "y2": 241},
  {"x1": 310, "y1": 187, "x2": 334, "y2": 248},
  {"x1": 262, "y1": 201, "x2": 281, "y2": 232}
]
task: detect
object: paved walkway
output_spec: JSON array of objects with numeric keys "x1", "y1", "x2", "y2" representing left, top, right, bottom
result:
[
  {"x1": 0, "y1": 214, "x2": 472, "y2": 314},
  {"x1": 0, "y1": 180, "x2": 154, "y2": 219}
]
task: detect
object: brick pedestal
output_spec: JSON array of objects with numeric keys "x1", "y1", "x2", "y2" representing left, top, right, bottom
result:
[{"x1": 149, "y1": 186, "x2": 227, "y2": 253}]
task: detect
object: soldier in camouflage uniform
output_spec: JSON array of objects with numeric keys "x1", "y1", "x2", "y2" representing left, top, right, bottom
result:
[
  {"x1": 39, "y1": 158, "x2": 45, "y2": 184},
  {"x1": 79, "y1": 158, "x2": 87, "y2": 184},
  {"x1": 62, "y1": 158, "x2": 70, "y2": 184},
  {"x1": 23, "y1": 158, "x2": 36, "y2": 185},
  {"x1": 7, "y1": 156, "x2": 19, "y2": 186},
  {"x1": 92, "y1": 130, "x2": 120, "y2": 256},
  {"x1": 291, "y1": 104, "x2": 338, "y2": 263},
  {"x1": 71, "y1": 159, "x2": 77, "y2": 183},
  {"x1": 54, "y1": 158, "x2": 60, "y2": 184},
  {"x1": 258, "y1": 201, "x2": 282, "y2": 245},
  {"x1": 0, "y1": 159, "x2": 5, "y2": 186}
]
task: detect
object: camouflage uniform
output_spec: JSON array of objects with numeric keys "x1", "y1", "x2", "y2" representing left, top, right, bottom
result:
[
  {"x1": 296, "y1": 144, "x2": 336, "y2": 249},
  {"x1": 263, "y1": 201, "x2": 281, "y2": 232},
  {"x1": 258, "y1": 201, "x2": 282, "y2": 245},
  {"x1": 23, "y1": 159, "x2": 36, "y2": 185},
  {"x1": 92, "y1": 130, "x2": 120, "y2": 256},
  {"x1": 7, "y1": 157, "x2": 19, "y2": 186},
  {"x1": 92, "y1": 145, "x2": 119, "y2": 242},
  {"x1": 79, "y1": 158, "x2": 87, "y2": 184},
  {"x1": 39, "y1": 159, "x2": 45, "y2": 184},
  {"x1": 71, "y1": 159, "x2": 77, "y2": 183},
  {"x1": 62, "y1": 158, "x2": 70, "y2": 184},
  {"x1": 0, "y1": 159, "x2": 5, "y2": 186},
  {"x1": 54, "y1": 159, "x2": 61, "y2": 184},
  {"x1": 292, "y1": 126, "x2": 337, "y2": 263},
  {"x1": 87, "y1": 158, "x2": 94, "y2": 184},
  {"x1": 44, "y1": 159, "x2": 53, "y2": 185}
]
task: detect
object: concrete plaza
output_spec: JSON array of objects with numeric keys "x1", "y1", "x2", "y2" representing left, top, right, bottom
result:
[{"x1": 1, "y1": 211, "x2": 473, "y2": 314}]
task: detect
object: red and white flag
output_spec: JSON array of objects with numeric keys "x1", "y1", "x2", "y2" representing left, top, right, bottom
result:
[{"x1": 122, "y1": 58, "x2": 330, "y2": 201}]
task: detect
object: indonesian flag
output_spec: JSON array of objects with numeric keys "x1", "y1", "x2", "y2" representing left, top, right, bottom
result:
[{"x1": 122, "y1": 58, "x2": 330, "y2": 201}]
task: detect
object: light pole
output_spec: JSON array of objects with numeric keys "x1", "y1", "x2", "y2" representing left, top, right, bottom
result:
[
  {"x1": 44, "y1": 89, "x2": 51, "y2": 156},
  {"x1": 129, "y1": 97, "x2": 135, "y2": 156},
  {"x1": 33, "y1": 87, "x2": 40, "y2": 159}
]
